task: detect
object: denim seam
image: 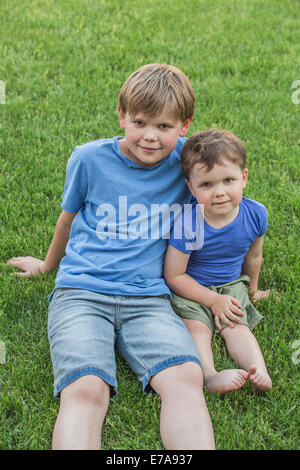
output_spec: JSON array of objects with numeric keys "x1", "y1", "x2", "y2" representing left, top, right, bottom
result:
[{"x1": 116, "y1": 331, "x2": 149, "y2": 376}]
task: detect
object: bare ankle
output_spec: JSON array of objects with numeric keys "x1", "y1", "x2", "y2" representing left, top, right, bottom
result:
[{"x1": 203, "y1": 369, "x2": 218, "y2": 386}]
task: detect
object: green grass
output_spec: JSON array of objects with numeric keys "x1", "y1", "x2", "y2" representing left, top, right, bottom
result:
[{"x1": 0, "y1": 0, "x2": 299, "y2": 450}]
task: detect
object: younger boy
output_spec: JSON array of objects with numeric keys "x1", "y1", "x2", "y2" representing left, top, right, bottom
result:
[
  {"x1": 8, "y1": 64, "x2": 215, "y2": 449},
  {"x1": 164, "y1": 129, "x2": 272, "y2": 394}
]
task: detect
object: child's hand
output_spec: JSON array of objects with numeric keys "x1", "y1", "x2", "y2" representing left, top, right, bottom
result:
[
  {"x1": 7, "y1": 256, "x2": 46, "y2": 278},
  {"x1": 211, "y1": 294, "x2": 244, "y2": 330}
]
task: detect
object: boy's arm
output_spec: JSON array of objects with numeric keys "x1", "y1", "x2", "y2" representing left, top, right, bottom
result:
[
  {"x1": 241, "y1": 235, "x2": 269, "y2": 301},
  {"x1": 164, "y1": 244, "x2": 217, "y2": 307},
  {"x1": 164, "y1": 244, "x2": 244, "y2": 330},
  {"x1": 7, "y1": 210, "x2": 77, "y2": 277}
]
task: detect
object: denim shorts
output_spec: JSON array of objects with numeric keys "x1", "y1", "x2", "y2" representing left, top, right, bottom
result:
[{"x1": 48, "y1": 288, "x2": 201, "y2": 398}]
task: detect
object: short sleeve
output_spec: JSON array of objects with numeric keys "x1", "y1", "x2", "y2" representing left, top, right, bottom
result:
[
  {"x1": 61, "y1": 147, "x2": 88, "y2": 212},
  {"x1": 257, "y1": 203, "x2": 268, "y2": 237}
]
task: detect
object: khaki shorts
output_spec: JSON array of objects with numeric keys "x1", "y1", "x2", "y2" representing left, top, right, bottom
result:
[{"x1": 171, "y1": 275, "x2": 264, "y2": 334}]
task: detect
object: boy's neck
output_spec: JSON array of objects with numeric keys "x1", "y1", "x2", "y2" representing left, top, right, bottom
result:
[{"x1": 204, "y1": 204, "x2": 240, "y2": 229}]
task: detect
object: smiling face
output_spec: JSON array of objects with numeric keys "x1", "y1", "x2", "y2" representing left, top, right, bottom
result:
[
  {"x1": 118, "y1": 107, "x2": 192, "y2": 167},
  {"x1": 186, "y1": 158, "x2": 248, "y2": 226}
]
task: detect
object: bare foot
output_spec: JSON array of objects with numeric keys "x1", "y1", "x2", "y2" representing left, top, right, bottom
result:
[
  {"x1": 205, "y1": 369, "x2": 249, "y2": 394},
  {"x1": 248, "y1": 365, "x2": 272, "y2": 392}
]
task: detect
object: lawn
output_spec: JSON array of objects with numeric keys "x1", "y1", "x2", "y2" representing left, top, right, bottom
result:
[{"x1": 0, "y1": 0, "x2": 299, "y2": 450}]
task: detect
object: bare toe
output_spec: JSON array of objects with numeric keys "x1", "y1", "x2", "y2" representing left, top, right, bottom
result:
[
  {"x1": 249, "y1": 367, "x2": 272, "y2": 392},
  {"x1": 205, "y1": 369, "x2": 248, "y2": 394}
]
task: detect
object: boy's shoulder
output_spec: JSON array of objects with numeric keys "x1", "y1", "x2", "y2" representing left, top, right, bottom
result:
[
  {"x1": 68, "y1": 137, "x2": 120, "y2": 170},
  {"x1": 241, "y1": 196, "x2": 267, "y2": 215},
  {"x1": 241, "y1": 197, "x2": 268, "y2": 237},
  {"x1": 75, "y1": 137, "x2": 115, "y2": 155}
]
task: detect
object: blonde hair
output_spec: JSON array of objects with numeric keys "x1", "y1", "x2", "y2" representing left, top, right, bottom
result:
[
  {"x1": 181, "y1": 129, "x2": 247, "y2": 178},
  {"x1": 118, "y1": 63, "x2": 194, "y2": 121}
]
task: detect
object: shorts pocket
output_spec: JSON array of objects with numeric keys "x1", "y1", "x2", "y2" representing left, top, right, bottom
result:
[{"x1": 49, "y1": 288, "x2": 71, "y2": 310}]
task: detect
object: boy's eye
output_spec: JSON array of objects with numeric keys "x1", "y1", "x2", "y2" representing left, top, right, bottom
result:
[
  {"x1": 159, "y1": 123, "x2": 170, "y2": 129},
  {"x1": 133, "y1": 120, "x2": 144, "y2": 126},
  {"x1": 200, "y1": 182, "x2": 211, "y2": 188},
  {"x1": 224, "y1": 178, "x2": 233, "y2": 183}
]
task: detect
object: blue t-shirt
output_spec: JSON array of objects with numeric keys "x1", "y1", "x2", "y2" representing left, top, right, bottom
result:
[
  {"x1": 50, "y1": 136, "x2": 191, "y2": 300},
  {"x1": 169, "y1": 197, "x2": 268, "y2": 286}
]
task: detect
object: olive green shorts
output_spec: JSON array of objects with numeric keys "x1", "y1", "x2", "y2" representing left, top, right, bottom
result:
[{"x1": 171, "y1": 275, "x2": 264, "y2": 334}]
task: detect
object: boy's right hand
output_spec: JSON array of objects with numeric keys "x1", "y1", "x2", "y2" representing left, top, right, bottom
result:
[
  {"x1": 7, "y1": 256, "x2": 46, "y2": 278},
  {"x1": 210, "y1": 294, "x2": 244, "y2": 330}
]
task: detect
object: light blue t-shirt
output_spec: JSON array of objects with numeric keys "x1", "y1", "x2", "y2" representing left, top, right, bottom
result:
[
  {"x1": 169, "y1": 197, "x2": 268, "y2": 286},
  {"x1": 50, "y1": 136, "x2": 191, "y2": 300}
]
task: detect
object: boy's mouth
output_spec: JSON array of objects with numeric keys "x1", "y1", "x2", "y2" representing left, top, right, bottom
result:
[
  {"x1": 213, "y1": 200, "x2": 230, "y2": 206},
  {"x1": 139, "y1": 145, "x2": 161, "y2": 153}
]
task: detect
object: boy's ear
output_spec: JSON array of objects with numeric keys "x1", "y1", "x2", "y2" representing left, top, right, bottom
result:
[
  {"x1": 242, "y1": 168, "x2": 248, "y2": 188},
  {"x1": 180, "y1": 117, "x2": 193, "y2": 137},
  {"x1": 118, "y1": 106, "x2": 126, "y2": 129},
  {"x1": 185, "y1": 178, "x2": 195, "y2": 197}
]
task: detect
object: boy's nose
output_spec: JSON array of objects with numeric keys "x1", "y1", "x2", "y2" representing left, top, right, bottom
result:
[
  {"x1": 143, "y1": 128, "x2": 158, "y2": 141},
  {"x1": 214, "y1": 184, "x2": 226, "y2": 197}
]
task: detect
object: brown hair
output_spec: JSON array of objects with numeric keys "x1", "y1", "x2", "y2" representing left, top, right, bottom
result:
[
  {"x1": 118, "y1": 63, "x2": 194, "y2": 121},
  {"x1": 181, "y1": 129, "x2": 247, "y2": 178}
]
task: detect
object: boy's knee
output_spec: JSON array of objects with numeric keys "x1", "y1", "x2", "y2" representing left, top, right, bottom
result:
[
  {"x1": 60, "y1": 374, "x2": 110, "y2": 408},
  {"x1": 221, "y1": 323, "x2": 250, "y2": 341},
  {"x1": 151, "y1": 361, "x2": 203, "y2": 397},
  {"x1": 183, "y1": 318, "x2": 212, "y2": 336},
  {"x1": 178, "y1": 362, "x2": 204, "y2": 391}
]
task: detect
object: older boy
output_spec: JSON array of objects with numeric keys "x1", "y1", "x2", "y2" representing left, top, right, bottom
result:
[
  {"x1": 8, "y1": 64, "x2": 215, "y2": 450},
  {"x1": 164, "y1": 129, "x2": 272, "y2": 395}
]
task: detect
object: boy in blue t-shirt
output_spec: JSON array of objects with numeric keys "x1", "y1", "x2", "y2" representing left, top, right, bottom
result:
[
  {"x1": 8, "y1": 64, "x2": 215, "y2": 449},
  {"x1": 164, "y1": 129, "x2": 272, "y2": 395}
]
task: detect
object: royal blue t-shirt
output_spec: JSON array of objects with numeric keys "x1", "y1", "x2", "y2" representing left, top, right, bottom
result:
[
  {"x1": 49, "y1": 136, "x2": 191, "y2": 300},
  {"x1": 169, "y1": 197, "x2": 268, "y2": 286}
]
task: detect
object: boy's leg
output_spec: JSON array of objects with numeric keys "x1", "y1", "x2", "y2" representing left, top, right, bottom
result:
[
  {"x1": 48, "y1": 289, "x2": 119, "y2": 449},
  {"x1": 221, "y1": 324, "x2": 272, "y2": 391},
  {"x1": 116, "y1": 295, "x2": 215, "y2": 449},
  {"x1": 150, "y1": 362, "x2": 215, "y2": 450},
  {"x1": 52, "y1": 375, "x2": 110, "y2": 450},
  {"x1": 183, "y1": 318, "x2": 249, "y2": 394}
]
